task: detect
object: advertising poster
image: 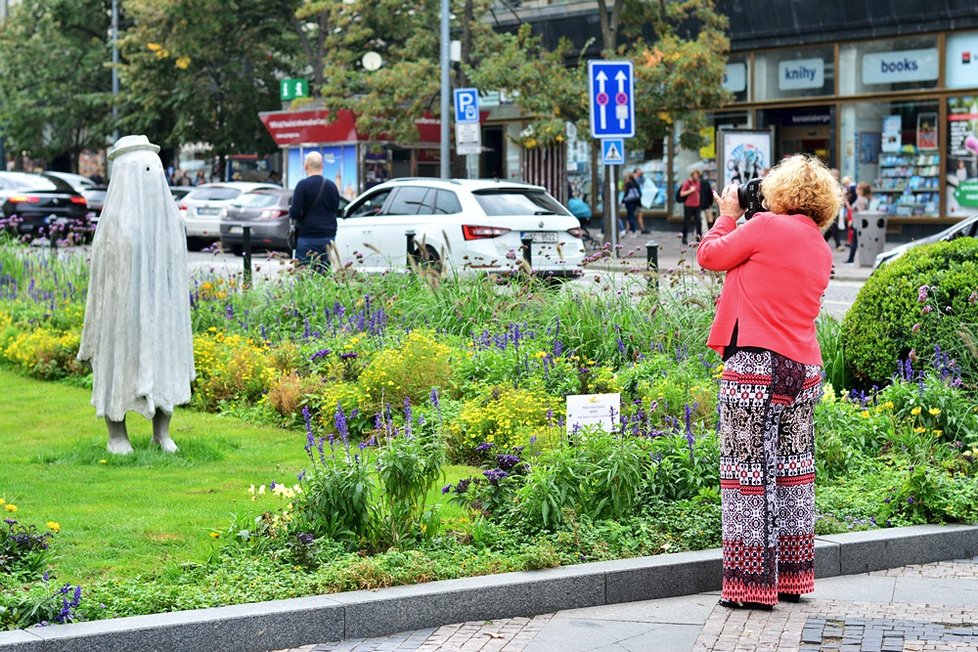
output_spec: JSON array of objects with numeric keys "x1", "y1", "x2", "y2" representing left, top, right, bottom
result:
[
  {"x1": 917, "y1": 112, "x2": 938, "y2": 150},
  {"x1": 287, "y1": 145, "x2": 359, "y2": 199},
  {"x1": 882, "y1": 115, "x2": 902, "y2": 152},
  {"x1": 717, "y1": 129, "x2": 772, "y2": 187},
  {"x1": 947, "y1": 96, "x2": 978, "y2": 216}
]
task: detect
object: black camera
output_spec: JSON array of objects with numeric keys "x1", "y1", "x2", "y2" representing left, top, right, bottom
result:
[{"x1": 737, "y1": 178, "x2": 764, "y2": 220}]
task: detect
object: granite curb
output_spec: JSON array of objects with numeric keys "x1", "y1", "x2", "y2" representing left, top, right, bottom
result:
[{"x1": 2, "y1": 525, "x2": 976, "y2": 652}]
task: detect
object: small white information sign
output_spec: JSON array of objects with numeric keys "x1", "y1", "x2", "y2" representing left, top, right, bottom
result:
[
  {"x1": 566, "y1": 393, "x2": 621, "y2": 434},
  {"x1": 455, "y1": 122, "x2": 482, "y2": 155}
]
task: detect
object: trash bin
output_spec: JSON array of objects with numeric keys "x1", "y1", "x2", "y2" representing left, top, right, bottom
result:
[{"x1": 856, "y1": 210, "x2": 887, "y2": 267}]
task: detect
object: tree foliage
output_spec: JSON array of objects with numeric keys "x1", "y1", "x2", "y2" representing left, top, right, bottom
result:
[
  {"x1": 0, "y1": 0, "x2": 113, "y2": 170},
  {"x1": 119, "y1": 0, "x2": 291, "y2": 164}
]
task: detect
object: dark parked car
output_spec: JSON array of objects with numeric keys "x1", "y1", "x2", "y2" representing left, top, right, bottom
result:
[
  {"x1": 219, "y1": 189, "x2": 348, "y2": 255},
  {"x1": 0, "y1": 172, "x2": 91, "y2": 243},
  {"x1": 874, "y1": 212, "x2": 978, "y2": 269}
]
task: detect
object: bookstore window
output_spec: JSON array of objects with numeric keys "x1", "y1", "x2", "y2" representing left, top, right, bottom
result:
[{"x1": 841, "y1": 100, "x2": 940, "y2": 217}]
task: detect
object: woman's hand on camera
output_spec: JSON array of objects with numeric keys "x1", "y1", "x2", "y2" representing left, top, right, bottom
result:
[{"x1": 714, "y1": 183, "x2": 744, "y2": 219}]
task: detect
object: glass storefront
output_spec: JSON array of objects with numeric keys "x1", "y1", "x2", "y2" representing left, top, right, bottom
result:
[
  {"x1": 558, "y1": 31, "x2": 977, "y2": 224},
  {"x1": 840, "y1": 100, "x2": 940, "y2": 217},
  {"x1": 947, "y1": 96, "x2": 978, "y2": 217}
]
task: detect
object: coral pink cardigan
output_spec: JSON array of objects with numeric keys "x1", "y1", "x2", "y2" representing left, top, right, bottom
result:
[{"x1": 696, "y1": 212, "x2": 833, "y2": 365}]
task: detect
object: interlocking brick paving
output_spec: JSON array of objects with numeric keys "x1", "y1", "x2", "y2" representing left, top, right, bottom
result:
[{"x1": 289, "y1": 614, "x2": 555, "y2": 652}]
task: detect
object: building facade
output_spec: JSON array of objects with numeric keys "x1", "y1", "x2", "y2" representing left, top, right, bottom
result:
[{"x1": 494, "y1": 0, "x2": 978, "y2": 229}]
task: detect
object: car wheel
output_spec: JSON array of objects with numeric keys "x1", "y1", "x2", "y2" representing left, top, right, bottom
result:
[
  {"x1": 414, "y1": 244, "x2": 444, "y2": 275},
  {"x1": 186, "y1": 236, "x2": 204, "y2": 252}
]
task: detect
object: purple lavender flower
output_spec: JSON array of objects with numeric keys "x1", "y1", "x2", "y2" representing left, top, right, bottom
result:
[
  {"x1": 456, "y1": 478, "x2": 472, "y2": 494},
  {"x1": 310, "y1": 348, "x2": 332, "y2": 361},
  {"x1": 303, "y1": 406, "x2": 315, "y2": 459},
  {"x1": 269, "y1": 482, "x2": 277, "y2": 490},
  {"x1": 430, "y1": 387, "x2": 440, "y2": 409},
  {"x1": 475, "y1": 442, "x2": 494, "y2": 452},
  {"x1": 339, "y1": 352, "x2": 359, "y2": 360},
  {"x1": 917, "y1": 285, "x2": 929, "y2": 302},
  {"x1": 441, "y1": 484, "x2": 452, "y2": 494},
  {"x1": 297, "y1": 470, "x2": 306, "y2": 482},
  {"x1": 296, "y1": 532, "x2": 314, "y2": 545},
  {"x1": 334, "y1": 404, "x2": 349, "y2": 446}
]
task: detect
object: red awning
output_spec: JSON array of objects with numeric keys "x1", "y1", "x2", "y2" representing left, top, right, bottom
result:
[{"x1": 258, "y1": 109, "x2": 448, "y2": 146}]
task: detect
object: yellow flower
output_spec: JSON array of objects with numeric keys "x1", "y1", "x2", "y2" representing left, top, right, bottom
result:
[
  {"x1": 933, "y1": 429, "x2": 942, "y2": 436},
  {"x1": 0, "y1": 499, "x2": 4, "y2": 506},
  {"x1": 258, "y1": 485, "x2": 266, "y2": 495},
  {"x1": 882, "y1": 401, "x2": 894, "y2": 410},
  {"x1": 99, "y1": 459, "x2": 108, "y2": 464},
  {"x1": 914, "y1": 426, "x2": 927, "y2": 433},
  {"x1": 4, "y1": 504, "x2": 17, "y2": 512},
  {"x1": 209, "y1": 531, "x2": 220, "y2": 538},
  {"x1": 860, "y1": 410, "x2": 870, "y2": 418},
  {"x1": 175, "y1": 56, "x2": 191, "y2": 70},
  {"x1": 47, "y1": 521, "x2": 61, "y2": 533},
  {"x1": 928, "y1": 408, "x2": 941, "y2": 416},
  {"x1": 910, "y1": 407, "x2": 922, "y2": 416},
  {"x1": 146, "y1": 42, "x2": 162, "y2": 52}
]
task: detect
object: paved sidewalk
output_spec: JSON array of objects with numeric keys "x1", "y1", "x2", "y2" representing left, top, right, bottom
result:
[
  {"x1": 280, "y1": 556, "x2": 978, "y2": 652},
  {"x1": 589, "y1": 222, "x2": 876, "y2": 284}
]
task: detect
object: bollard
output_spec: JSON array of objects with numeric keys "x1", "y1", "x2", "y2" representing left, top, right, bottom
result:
[
  {"x1": 521, "y1": 235, "x2": 533, "y2": 271},
  {"x1": 406, "y1": 230, "x2": 416, "y2": 268},
  {"x1": 242, "y1": 225, "x2": 252, "y2": 286},
  {"x1": 646, "y1": 240, "x2": 659, "y2": 291}
]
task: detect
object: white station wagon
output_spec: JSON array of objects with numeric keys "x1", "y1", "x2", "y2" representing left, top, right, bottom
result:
[{"x1": 332, "y1": 178, "x2": 586, "y2": 277}]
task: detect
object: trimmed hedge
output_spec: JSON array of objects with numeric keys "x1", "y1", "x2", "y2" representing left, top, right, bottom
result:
[{"x1": 843, "y1": 238, "x2": 978, "y2": 386}]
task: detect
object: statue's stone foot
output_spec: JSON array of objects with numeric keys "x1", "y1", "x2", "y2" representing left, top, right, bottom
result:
[
  {"x1": 107, "y1": 437, "x2": 134, "y2": 455},
  {"x1": 106, "y1": 419, "x2": 133, "y2": 455},
  {"x1": 152, "y1": 436, "x2": 179, "y2": 453}
]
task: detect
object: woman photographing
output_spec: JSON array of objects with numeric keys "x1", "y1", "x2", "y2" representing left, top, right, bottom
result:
[{"x1": 697, "y1": 155, "x2": 835, "y2": 610}]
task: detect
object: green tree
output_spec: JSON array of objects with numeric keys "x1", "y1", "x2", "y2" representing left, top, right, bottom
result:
[
  {"x1": 0, "y1": 0, "x2": 113, "y2": 171},
  {"x1": 120, "y1": 0, "x2": 292, "y2": 174}
]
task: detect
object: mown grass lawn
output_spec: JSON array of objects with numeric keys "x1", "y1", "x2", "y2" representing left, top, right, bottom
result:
[{"x1": 0, "y1": 368, "x2": 472, "y2": 584}]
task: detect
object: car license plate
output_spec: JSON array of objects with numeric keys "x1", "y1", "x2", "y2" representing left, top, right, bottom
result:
[
  {"x1": 522, "y1": 231, "x2": 558, "y2": 243},
  {"x1": 197, "y1": 207, "x2": 219, "y2": 215}
]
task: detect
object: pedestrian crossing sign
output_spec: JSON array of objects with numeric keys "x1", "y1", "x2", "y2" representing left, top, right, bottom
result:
[{"x1": 601, "y1": 138, "x2": 625, "y2": 165}]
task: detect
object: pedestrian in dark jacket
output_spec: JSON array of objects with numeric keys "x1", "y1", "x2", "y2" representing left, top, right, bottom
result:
[
  {"x1": 700, "y1": 172, "x2": 714, "y2": 227},
  {"x1": 289, "y1": 151, "x2": 340, "y2": 272}
]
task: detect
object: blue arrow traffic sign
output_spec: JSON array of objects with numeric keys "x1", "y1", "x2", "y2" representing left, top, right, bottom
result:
[
  {"x1": 588, "y1": 61, "x2": 635, "y2": 139},
  {"x1": 453, "y1": 88, "x2": 480, "y2": 123},
  {"x1": 601, "y1": 139, "x2": 625, "y2": 165}
]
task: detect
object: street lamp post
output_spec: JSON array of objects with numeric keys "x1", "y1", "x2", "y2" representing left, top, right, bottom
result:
[
  {"x1": 111, "y1": 0, "x2": 119, "y2": 144},
  {"x1": 439, "y1": 0, "x2": 450, "y2": 179}
]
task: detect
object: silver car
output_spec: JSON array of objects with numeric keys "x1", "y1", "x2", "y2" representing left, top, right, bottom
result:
[{"x1": 179, "y1": 181, "x2": 277, "y2": 249}]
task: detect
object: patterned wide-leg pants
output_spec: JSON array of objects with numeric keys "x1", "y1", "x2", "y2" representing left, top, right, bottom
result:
[{"x1": 718, "y1": 349, "x2": 822, "y2": 605}]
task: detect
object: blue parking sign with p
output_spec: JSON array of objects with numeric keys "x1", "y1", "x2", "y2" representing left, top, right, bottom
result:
[{"x1": 454, "y1": 88, "x2": 480, "y2": 123}]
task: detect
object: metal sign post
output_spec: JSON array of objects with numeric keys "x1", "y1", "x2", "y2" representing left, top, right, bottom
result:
[
  {"x1": 589, "y1": 62, "x2": 635, "y2": 258},
  {"x1": 454, "y1": 88, "x2": 482, "y2": 159}
]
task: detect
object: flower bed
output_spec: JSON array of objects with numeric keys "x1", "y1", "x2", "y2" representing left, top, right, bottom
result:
[{"x1": 1, "y1": 239, "x2": 976, "y2": 629}]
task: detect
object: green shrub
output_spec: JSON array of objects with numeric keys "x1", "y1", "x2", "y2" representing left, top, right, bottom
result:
[{"x1": 843, "y1": 239, "x2": 978, "y2": 386}]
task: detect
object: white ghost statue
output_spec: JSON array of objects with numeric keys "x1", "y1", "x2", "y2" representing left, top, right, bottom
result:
[{"x1": 77, "y1": 135, "x2": 196, "y2": 454}]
